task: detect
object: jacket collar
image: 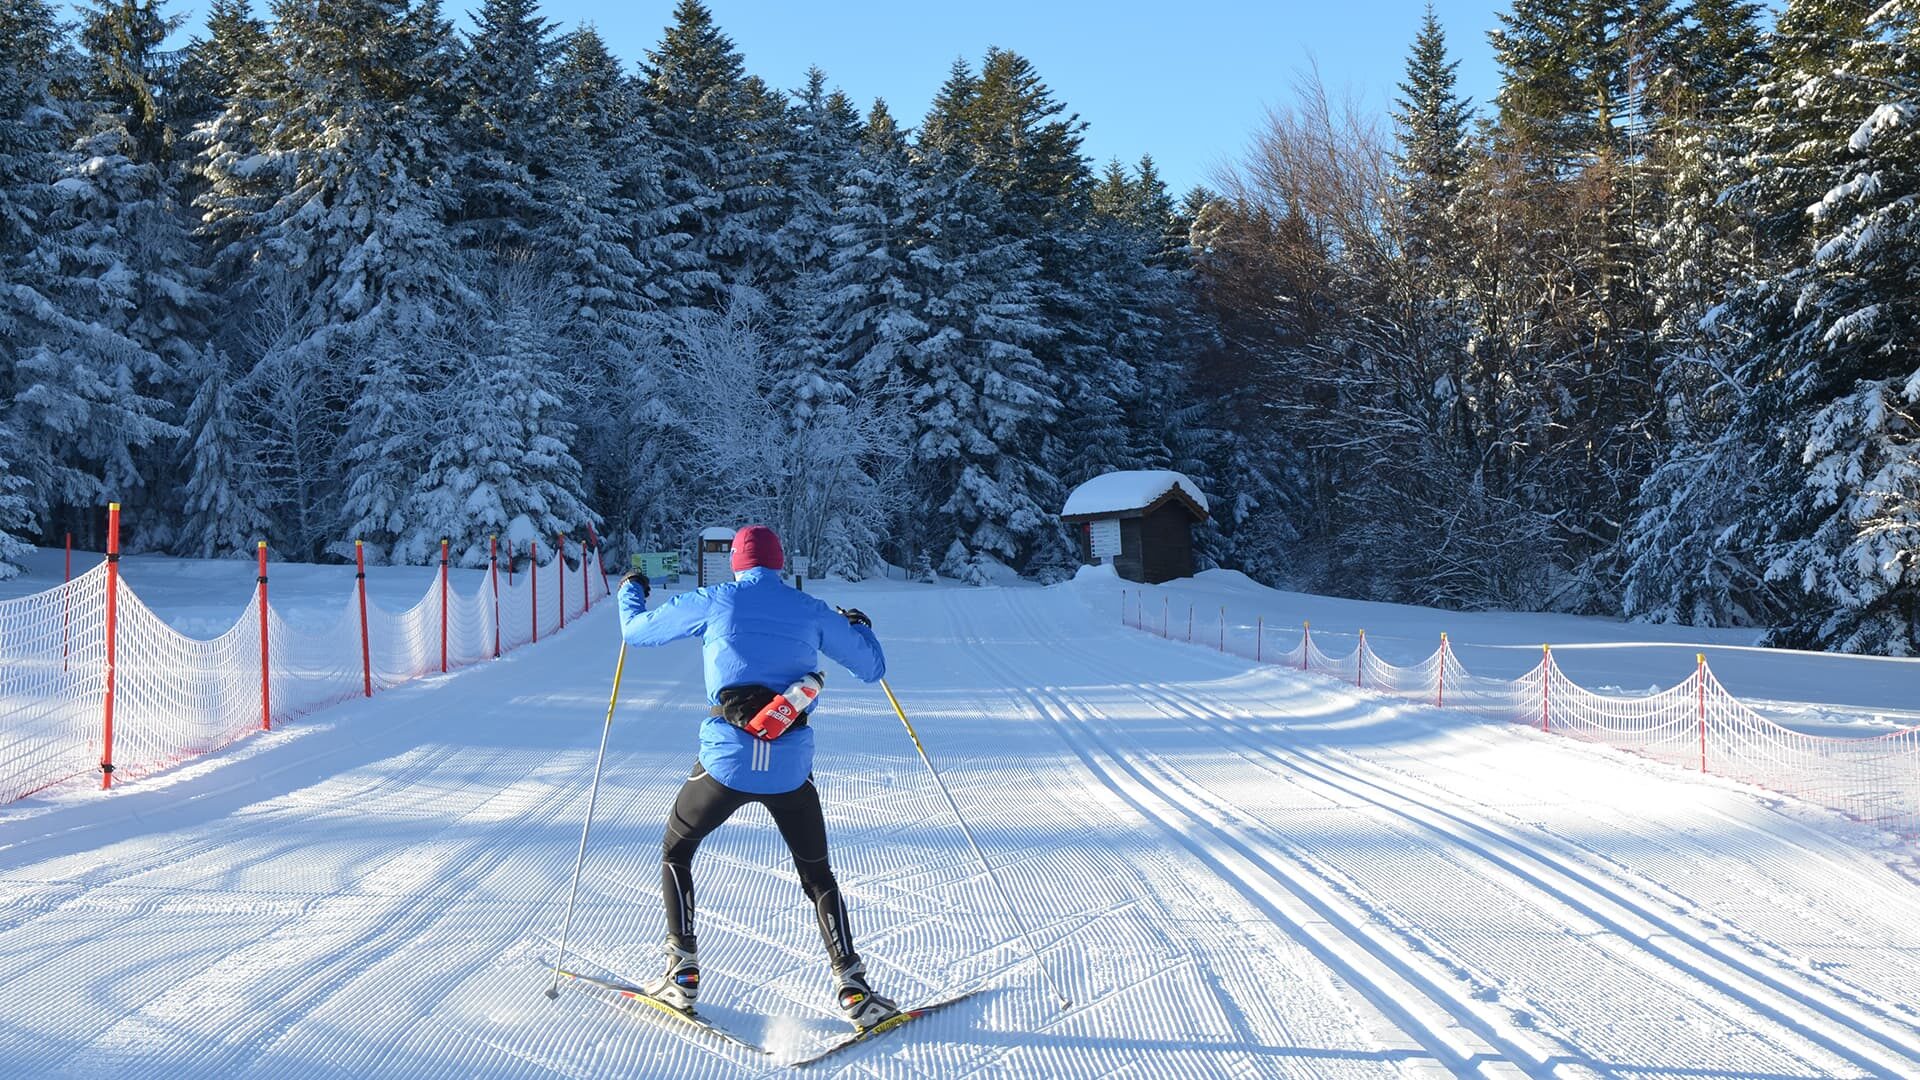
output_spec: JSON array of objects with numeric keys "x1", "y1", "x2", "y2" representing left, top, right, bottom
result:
[{"x1": 733, "y1": 566, "x2": 782, "y2": 584}]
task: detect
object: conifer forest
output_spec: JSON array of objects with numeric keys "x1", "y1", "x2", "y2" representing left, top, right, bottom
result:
[{"x1": 0, "y1": 0, "x2": 1915, "y2": 655}]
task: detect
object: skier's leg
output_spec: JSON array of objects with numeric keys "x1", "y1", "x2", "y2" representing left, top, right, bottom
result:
[
  {"x1": 762, "y1": 777, "x2": 854, "y2": 965},
  {"x1": 764, "y1": 778, "x2": 896, "y2": 1025},
  {"x1": 648, "y1": 762, "x2": 749, "y2": 1008}
]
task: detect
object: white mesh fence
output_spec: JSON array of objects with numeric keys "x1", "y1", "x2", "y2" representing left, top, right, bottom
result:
[
  {"x1": 0, "y1": 545, "x2": 611, "y2": 802},
  {"x1": 1122, "y1": 586, "x2": 1920, "y2": 835}
]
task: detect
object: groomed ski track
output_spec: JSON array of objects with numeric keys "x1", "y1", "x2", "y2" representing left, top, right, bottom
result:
[{"x1": 1, "y1": 580, "x2": 1917, "y2": 1077}]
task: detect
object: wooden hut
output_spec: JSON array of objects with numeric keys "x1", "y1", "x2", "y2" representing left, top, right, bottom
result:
[{"x1": 1060, "y1": 471, "x2": 1209, "y2": 584}]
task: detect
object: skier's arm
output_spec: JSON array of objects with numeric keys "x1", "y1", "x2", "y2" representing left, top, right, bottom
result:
[
  {"x1": 818, "y1": 608, "x2": 886, "y2": 683},
  {"x1": 618, "y1": 585, "x2": 710, "y2": 647}
]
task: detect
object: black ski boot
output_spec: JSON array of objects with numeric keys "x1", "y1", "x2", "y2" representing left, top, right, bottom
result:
[
  {"x1": 832, "y1": 958, "x2": 898, "y2": 1030},
  {"x1": 641, "y1": 938, "x2": 700, "y2": 1012}
]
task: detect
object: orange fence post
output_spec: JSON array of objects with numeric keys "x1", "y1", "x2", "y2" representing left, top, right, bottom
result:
[
  {"x1": 1357, "y1": 629, "x2": 1365, "y2": 688},
  {"x1": 581, "y1": 536, "x2": 590, "y2": 612},
  {"x1": 1187, "y1": 604, "x2": 1194, "y2": 642},
  {"x1": 1541, "y1": 645, "x2": 1552, "y2": 732},
  {"x1": 490, "y1": 535, "x2": 501, "y2": 659},
  {"x1": 355, "y1": 540, "x2": 372, "y2": 697},
  {"x1": 556, "y1": 533, "x2": 566, "y2": 631},
  {"x1": 1162, "y1": 595, "x2": 1169, "y2": 638},
  {"x1": 100, "y1": 504, "x2": 121, "y2": 789},
  {"x1": 1697, "y1": 653, "x2": 1707, "y2": 773},
  {"x1": 1256, "y1": 616, "x2": 1263, "y2": 662},
  {"x1": 1436, "y1": 633, "x2": 1447, "y2": 707},
  {"x1": 257, "y1": 541, "x2": 271, "y2": 731},
  {"x1": 439, "y1": 539, "x2": 450, "y2": 673},
  {"x1": 530, "y1": 539, "x2": 539, "y2": 644}
]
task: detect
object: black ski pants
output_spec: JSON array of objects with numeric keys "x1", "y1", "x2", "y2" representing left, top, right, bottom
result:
[{"x1": 660, "y1": 763, "x2": 858, "y2": 969}]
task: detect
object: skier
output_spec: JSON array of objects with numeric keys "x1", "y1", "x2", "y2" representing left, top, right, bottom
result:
[{"x1": 615, "y1": 524, "x2": 896, "y2": 1028}]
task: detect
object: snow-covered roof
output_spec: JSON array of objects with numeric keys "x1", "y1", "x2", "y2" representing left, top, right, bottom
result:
[
  {"x1": 1061, "y1": 470, "x2": 1209, "y2": 518},
  {"x1": 699, "y1": 527, "x2": 735, "y2": 542}
]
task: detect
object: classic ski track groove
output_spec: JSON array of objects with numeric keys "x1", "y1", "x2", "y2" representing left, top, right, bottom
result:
[
  {"x1": 1108, "y1": 668, "x2": 1920, "y2": 1074},
  {"x1": 1052, "y1": 589, "x2": 1920, "y2": 1077},
  {"x1": 949, "y1": 592, "x2": 1547, "y2": 1078},
  {"x1": 1111, "y1": 614, "x2": 1920, "y2": 1042}
]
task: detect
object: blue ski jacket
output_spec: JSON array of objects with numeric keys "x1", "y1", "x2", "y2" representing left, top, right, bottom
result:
[{"x1": 617, "y1": 567, "x2": 886, "y2": 794}]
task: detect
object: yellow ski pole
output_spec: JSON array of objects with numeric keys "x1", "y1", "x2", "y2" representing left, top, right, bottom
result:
[
  {"x1": 546, "y1": 643, "x2": 629, "y2": 999},
  {"x1": 880, "y1": 677, "x2": 1072, "y2": 1009}
]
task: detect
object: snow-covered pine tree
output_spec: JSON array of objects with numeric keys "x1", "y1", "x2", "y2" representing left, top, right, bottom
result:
[
  {"x1": 879, "y1": 150, "x2": 1059, "y2": 569},
  {"x1": 0, "y1": 419, "x2": 32, "y2": 578},
  {"x1": 410, "y1": 305, "x2": 592, "y2": 566},
  {"x1": 453, "y1": 0, "x2": 559, "y2": 255},
  {"x1": 1757, "y1": 0, "x2": 1920, "y2": 653},
  {"x1": 1621, "y1": 0, "x2": 1775, "y2": 628},
  {"x1": 198, "y1": 0, "x2": 472, "y2": 361},
  {"x1": 175, "y1": 347, "x2": 270, "y2": 558},
  {"x1": 338, "y1": 338, "x2": 439, "y2": 562},
  {"x1": 545, "y1": 26, "x2": 652, "y2": 351},
  {"x1": 0, "y1": 0, "x2": 68, "y2": 548},
  {"x1": 3, "y1": 0, "x2": 182, "y2": 535},
  {"x1": 639, "y1": 0, "x2": 782, "y2": 316}
]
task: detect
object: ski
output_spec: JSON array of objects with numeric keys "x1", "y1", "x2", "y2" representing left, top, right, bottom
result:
[
  {"x1": 790, "y1": 989, "x2": 984, "y2": 1067},
  {"x1": 544, "y1": 960, "x2": 770, "y2": 1055}
]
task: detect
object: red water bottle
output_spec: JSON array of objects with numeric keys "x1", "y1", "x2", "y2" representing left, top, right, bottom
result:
[{"x1": 745, "y1": 672, "x2": 824, "y2": 740}]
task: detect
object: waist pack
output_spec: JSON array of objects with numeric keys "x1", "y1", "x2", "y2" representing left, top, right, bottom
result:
[{"x1": 711, "y1": 673, "x2": 823, "y2": 741}]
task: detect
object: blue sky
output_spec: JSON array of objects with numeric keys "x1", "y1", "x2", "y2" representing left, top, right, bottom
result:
[{"x1": 155, "y1": 1, "x2": 1509, "y2": 196}]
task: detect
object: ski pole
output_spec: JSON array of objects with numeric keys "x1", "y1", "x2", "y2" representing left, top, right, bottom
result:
[
  {"x1": 546, "y1": 643, "x2": 629, "y2": 1000},
  {"x1": 879, "y1": 677, "x2": 1073, "y2": 1009}
]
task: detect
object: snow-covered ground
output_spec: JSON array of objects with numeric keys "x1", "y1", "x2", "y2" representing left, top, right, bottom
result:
[{"x1": 1, "y1": 556, "x2": 1918, "y2": 1076}]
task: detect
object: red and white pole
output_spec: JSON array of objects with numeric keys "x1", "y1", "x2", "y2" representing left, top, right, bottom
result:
[
  {"x1": 1218, "y1": 607, "x2": 1225, "y2": 653},
  {"x1": 490, "y1": 535, "x2": 501, "y2": 659},
  {"x1": 1436, "y1": 633, "x2": 1447, "y2": 707},
  {"x1": 257, "y1": 542, "x2": 271, "y2": 730},
  {"x1": 1357, "y1": 629, "x2": 1365, "y2": 688},
  {"x1": 556, "y1": 533, "x2": 566, "y2": 631},
  {"x1": 1697, "y1": 653, "x2": 1707, "y2": 773},
  {"x1": 581, "y1": 536, "x2": 590, "y2": 613},
  {"x1": 1162, "y1": 595, "x2": 1169, "y2": 638},
  {"x1": 1302, "y1": 622, "x2": 1310, "y2": 671},
  {"x1": 439, "y1": 539, "x2": 450, "y2": 673},
  {"x1": 355, "y1": 540, "x2": 372, "y2": 697},
  {"x1": 1256, "y1": 616, "x2": 1263, "y2": 662},
  {"x1": 100, "y1": 504, "x2": 121, "y2": 789},
  {"x1": 530, "y1": 539, "x2": 539, "y2": 644}
]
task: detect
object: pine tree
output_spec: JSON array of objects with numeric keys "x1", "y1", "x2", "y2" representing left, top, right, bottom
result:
[
  {"x1": 198, "y1": 0, "x2": 472, "y2": 355},
  {"x1": 454, "y1": 0, "x2": 560, "y2": 254},
  {"x1": 410, "y1": 308, "x2": 591, "y2": 565},
  {"x1": 337, "y1": 340, "x2": 438, "y2": 561},
  {"x1": 639, "y1": 0, "x2": 780, "y2": 313},
  {"x1": 1756, "y1": 0, "x2": 1920, "y2": 653},
  {"x1": 176, "y1": 348, "x2": 270, "y2": 558}
]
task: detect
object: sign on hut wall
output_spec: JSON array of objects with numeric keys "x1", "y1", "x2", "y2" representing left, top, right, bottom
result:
[{"x1": 1089, "y1": 519, "x2": 1122, "y2": 560}]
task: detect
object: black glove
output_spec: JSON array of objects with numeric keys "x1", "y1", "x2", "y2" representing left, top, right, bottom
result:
[
  {"x1": 620, "y1": 568, "x2": 651, "y2": 598},
  {"x1": 838, "y1": 606, "x2": 871, "y2": 628}
]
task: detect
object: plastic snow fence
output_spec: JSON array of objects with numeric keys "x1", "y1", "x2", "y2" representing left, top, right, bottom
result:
[
  {"x1": 1121, "y1": 588, "x2": 1920, "y2": 836},
  {"x1": 0, "y1": 522, "x2": 611, "y2": 803}
]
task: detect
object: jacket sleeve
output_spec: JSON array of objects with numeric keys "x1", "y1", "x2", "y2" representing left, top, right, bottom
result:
[
  {"x1": 619, "y1": 584, "x2": 711, "y2": 647},
  {"x1": 817, "y1": 606, "x2": 886, "y2": 683}
]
